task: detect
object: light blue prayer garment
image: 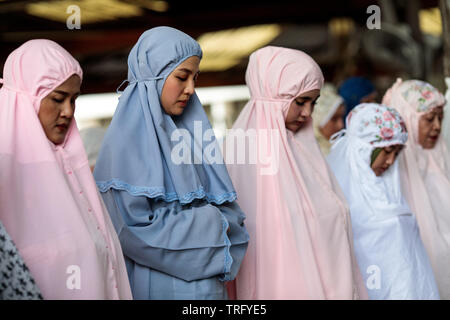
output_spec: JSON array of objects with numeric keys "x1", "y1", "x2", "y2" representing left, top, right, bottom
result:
[{"x1": 94, "y1": 26, "x2": 249, "y2": 300}]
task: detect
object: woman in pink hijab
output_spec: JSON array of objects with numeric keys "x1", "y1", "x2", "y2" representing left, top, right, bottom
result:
[
  {"x1": 0, "y1": 39, "x2": 132, "y2": 299},
  {"x1": 225, "y1": 46, "x2": 367, "y2": 299},
  {"x1": 383, "y1": 79, "x2": 450, "y2": 299}
]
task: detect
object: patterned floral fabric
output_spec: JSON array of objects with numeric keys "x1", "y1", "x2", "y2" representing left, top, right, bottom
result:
[
  {"x1": 0, "y1": 221, "x2": 42, "y2": 300},
  {"x1": 400, "y1": 80, "x2": 445, "y2": 113},
  {"x1": 344, "y1": 104, "x2": 408, "y2": 147}
]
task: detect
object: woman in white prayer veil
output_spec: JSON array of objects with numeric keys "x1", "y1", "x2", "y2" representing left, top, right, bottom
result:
[
  {"x1": 313, "y1": 83, "x2": 346, "y2": 156},
  {"x1": 327, "y1": 103, "x2": 439, "y2": 300}
]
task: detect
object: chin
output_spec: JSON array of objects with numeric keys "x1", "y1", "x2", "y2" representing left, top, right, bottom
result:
[
  {"x1": 170, "y1": 108, "x2": 185, "y2": 116},
  {"x1": 51, "y1": 138, "x2": 64, "y2": 145},
  {"x1": 289, "y1": 126, "x2": 302, "y2": 133},
  {"x1": 422, "y1": 141, "x2": 436, "y2": 149}
]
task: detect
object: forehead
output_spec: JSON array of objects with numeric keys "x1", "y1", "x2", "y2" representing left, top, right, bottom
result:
[
  {"x1": 296, "y1": 89, "x2": 320, "y2": 99},
  {"x1": 384, "y1": 144, "x2": 403, "y2": 150},
  {"x1": 53, "y1": 74, "x2": 81, "y2": 93},
  {"x1": 335, "y1": 104, "x2": 346, "y2": 113},
  {"x1": 434, "y1": 106, "x2": 444, "y2": 113},
  {"x1": 174, "y1": 56, "x2": 200, "y2": 73},
  {"x1": 424, "y1": 105, "x2": 444, "y2": 115}
]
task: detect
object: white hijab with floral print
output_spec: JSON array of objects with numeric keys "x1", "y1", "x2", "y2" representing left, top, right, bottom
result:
[
  {"x1": 327, "y1": 103, "x2": 439, "y2": 299},
  {"x1": 328, "y1": 103, "x2": 408, "y2": 220}
]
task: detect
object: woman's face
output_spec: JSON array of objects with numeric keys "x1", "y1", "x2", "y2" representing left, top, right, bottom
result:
[
  {"x1": 418, "y1": 105, "x2": 444, "y2": 149},
  {"x1": 319, "y1": 103, "x2": 346, "y2": 140},
  {"x1": 160, "y1": 56, "x2": 200, "y2": 116},
  {"x1": 38, "y1": 74, "x2": 81, "y2": 145},
  {"x1": 285, "y1": 89, "x2": 321, "y2": 133},
  {"x1": 371, "y1": 144, "x2": 403, "y2": 176}
]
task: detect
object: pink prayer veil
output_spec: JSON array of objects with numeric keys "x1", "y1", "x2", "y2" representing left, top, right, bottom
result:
[
  {"x1": 383, "y1": 79, "x2": 450, "y2": 299},
  {"x1": 225, "y1": 46, "x2": 367, "y2": 299},
  {"x1": 0, "y1": 39, "x2": 131, "y2": 299}
]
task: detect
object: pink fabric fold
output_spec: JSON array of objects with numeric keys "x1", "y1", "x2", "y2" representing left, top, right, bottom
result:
[
  {"x1": 383, "y1": 78, "x2": 450, "y2": 299},
  {"x1": 225, "y1": 46, "x2": 367, "y2": 299},
  {"x1": 0, "y1": 39, "x2": 132, "y2": 299}
]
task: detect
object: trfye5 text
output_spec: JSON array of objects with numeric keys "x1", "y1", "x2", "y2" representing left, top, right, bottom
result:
[
  {"x1": 226, "y1": 304, "x2": 267, "y2": 315},
  {"x1": 182, "y1": 304, "x2": 267, "y2": 317}
]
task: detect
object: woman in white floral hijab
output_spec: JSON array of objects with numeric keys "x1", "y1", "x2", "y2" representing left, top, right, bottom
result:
[{"x1": 327, "y1": 103, "x2": 439, "y2": 300}]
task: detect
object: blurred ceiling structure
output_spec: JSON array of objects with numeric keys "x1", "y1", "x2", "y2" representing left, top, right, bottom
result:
[{"x1": 0, "y1": 0, "x2": 443, "y2": 93}]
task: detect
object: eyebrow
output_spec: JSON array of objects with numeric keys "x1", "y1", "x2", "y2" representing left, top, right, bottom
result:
[
  {"x1": 176, "y1": 68, "x2": 200, "y2": 74},
  {"x1": 53, "y1": 90, "x2": 81, "y2": 96},
  {"x1": 426, "y1": 110, "x2": 442, "y2": 118},
  {"x1": 386, "y1": 145, "x2": 403, "y2": 152},
  {"x1": 297, "y1": 95, "x2": 320, "y2": 101}
]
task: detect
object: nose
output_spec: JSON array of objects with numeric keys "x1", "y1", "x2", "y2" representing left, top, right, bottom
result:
[
  {"x1": 184, "y1": 79, "x2": 195, "y2": 96},
  {"x1": 385, "y1": 152, "x2": 396, "y2": 166},
  {"x1": 432, "y1": 115, "x2": 441, "y2": 132},
  {"x1": 60, "y1": 100, "x2": 75, "y2": 119},
  {"x1": 300, "y1": 103, "x2": 313, "y2": 118}
]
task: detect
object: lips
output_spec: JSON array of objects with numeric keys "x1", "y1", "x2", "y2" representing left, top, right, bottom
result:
[
  {"x1": 55, "y1": 123, "x2": 69, "y2": 131},
  {"x1": 378, "y1": 164, "x2": 392, "y2": 175},
  {"x1": 178, "y1": 100, "x2": 188, "y2": 106}
]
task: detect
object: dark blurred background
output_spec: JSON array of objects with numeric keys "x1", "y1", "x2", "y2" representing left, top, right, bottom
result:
[{"x1": 1, "y1": 0, "x2": 447, "y2": 95}]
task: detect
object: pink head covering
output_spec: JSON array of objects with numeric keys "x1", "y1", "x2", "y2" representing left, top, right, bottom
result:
[
  {"x1": 383, "y1": 78, "x2": 450, "y2": 299},
  {"x1": 225, "y1": 46, "x2": 367, "y2": 299},
  {"x1": 0, "y1": 40, "x2": 131, "y2": 299}
]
